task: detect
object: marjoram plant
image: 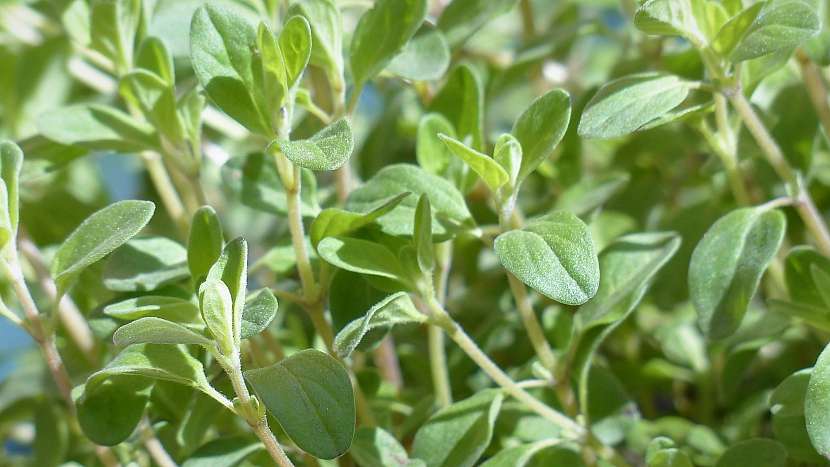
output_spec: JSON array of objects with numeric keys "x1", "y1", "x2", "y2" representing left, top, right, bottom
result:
[{"x1": 2, "y1": 0, "x2": 830, "y2": 465}]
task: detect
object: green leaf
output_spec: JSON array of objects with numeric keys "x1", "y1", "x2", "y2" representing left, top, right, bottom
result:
[
  {"x1": 416, "y1": 113, "x2": 456, "y2": 176},
  {"x1": 51, "y1": 200, "x2": 155, "y2": 297},
  {"x1": 37, "y1": 104, "x2": 158, "y2": 152},
  {"x1": 437, "y1": 0, "x2": 518, "y2": 47},
  {"x1": 33, "y1": 401, "x2": 68, "y2": 466},
  {"x1": 289, "y1": 0, "x2": 344, "y2": 86},
  {"x1": 190, "y1": 4, "x2": 271, "y2": 136},
  {"x1": 182, "y1": 437, "x2": 263, "y2": 467},
  {"x1": 712, "y1": 2, "x2": 764, "y2": 57},
  {"x1": 277, "y1": 119, "x2": 354, "y2": 171},
  {"x1": 310, "y1": 193, "x2": 409, "y2": 248},
  {"x1": 136, "y1": 36, "x2": 175, "y2": 84},
  {"x1": 493, "y1": 134, "x2": 522, "y2": 192},
  {"x1": 346, "y1": 164, "x2": 474, "y2": 238},
  {"x1": 349, "y1": 0, "x2": 427, "y2": 86},
  {"x1": 277, "y1": 16, "x2": 312, "y2": 89},
  {"x1": 495, "y1": 211, "x2": 599, "y2": 306},
  {"x1": 785, "y1": 246, "x2": 830, "y2": 308},
  {"x1": 188, "y1": 205, "x2": 224, "y2": 286},
  {"x1": 413, "y1": 195, "x2": 435, "y2": 274},
  {"x1": 578, "y1": 73, "x2": 691, "y2": 139},
  {"x1": 0, "y1": 141, "x2": 23, "y2": 237},
  {"x1": 199, "y1": 280, "x2": 235, "y2": 354},
  {"x1": 317, "y1": 236, "x2": 409, "y2": 285},
  {"x1": 772, "y1": 369, "x2": 822, "y2": 462},
  {"x1": 333, "y1": 292, "x2": 425, "y2": 358},
  {"x1": 245, "y1": 349, "x2": 355, "y2": 459},
  {"x1": 222, "y1": 152, "x2": 320, "y2": 217},
  {"x1": 806, "y1": 342, "x2": 830, "y2": 457},
  {"x1": 429, "y1": 65, "x2": 485, "y2": 153},
  {"x1": 74, "y1": 375, "x2": 152, "y2": 446},
  {"x1": 438, "y1": 134, "x2": 509, "y2": 191},
  {"x1": 689, "y1": 207, "x2": 786, "y2": 340},
  {"x1": 512, "y1": 89, "x2": 571, "y2": 185},
  {"x1": 113, "y1": 317, "x2": 212, "y2": 347},
  {"x1": 89, "y1": 0, "x2": 141, "y2": 72},
  {"x1": 411, "y1": 390, "x2": 503, "y2": 467},
  {"x1": 645, "y1": 437, "x2": 693, "y2": 467},
  {"x1": 729, "y1": 0, "x2": 820, "y2": 62},
  {"x1": 241, "y1": 288, "x2": 278, "y2": 339},
  {"x1": 715, "y1": 438, "x2": 787, "y2": 467},
  {"x1": 103, "y1": 236, "x2": 189, "y2": 292},
  {"x1": 119, "y1": 70, "x2": 184, "y2": 146},
  {"x1": 634, "y1": 0, "x2": 706, "y2": 45},
  {"x1": 207, "y1": 238, "x2": 248, "y2": 345},
  {"x1": 87, "y1": 343, "x2": 213, "y2": 394},
  {"x1": 387, "y1": 26, "x2": 451, "y2": 81},
  {"x1": 480, "y1": 441, "x2": 556, "y2": 467},
  {"x1": 104, "y1": 296, "x2": 201, "y2": 323},
  {"x1": 351, "y1": 427, "x2": 424, "y2": 467}
]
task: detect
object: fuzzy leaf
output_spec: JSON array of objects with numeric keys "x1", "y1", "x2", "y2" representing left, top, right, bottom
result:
[
  {"x1": 438, "y1": 134, "x2": 508, "y2": 191},
  {"x1": 103, "y1": 236, "x2": 189, "y2": 292},
  {"x1": 310, "y1": 193, "x2": 409, "y2": 248},
  {"x1": 113, "y1": 317, "x2": 212, "y2": 347},
  {"x1": 104, "y1": 296, "x2": 201, "y2": 323},
  {"x1": 317, "y1": 236, "x2": 408, "y2": 284},
  {"x1": 388, "y1": 26, "x2": 451, "y2": 81},
  {"x1": 512, "y1": 89, "x2": 571, "y2": 185},
  {"x1": 37, "y1": 104, "x2": 158, "y2": 152},
  {"x1": 730, "y1": 0, "x2": 820, "y2": 62},
  {"x1": 333, "y1": 292, "x2": 424, "y2": 358},
  {"x1": 278, "y1": 119, "x2": 354, "y2": 171},
  {"x1": 241, "y1": 288, "x2": 278, "y2": 339},
  {"x1": 188, "y1": 206, "x2": 224, "y2": 286}
]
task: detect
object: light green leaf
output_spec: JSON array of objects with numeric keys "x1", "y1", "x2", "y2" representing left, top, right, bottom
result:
[
  {"x1": 245, "y1": 349, "x2": 355, "y2": 459},
  {"x1": 310, "y1": 193, "x2": 409, "y2": 248},
  {"x1": 103, "y1": 236, "x2": 189, "y2": 292},
  {"x1": 715, "y1": 438, "x2": 787, "y2": 467},
  {"x1": 772, "y1": 369, "x2": 822, "y2": 462},
  {"x1": 730, "y1": 0, "x2": 820, "y2": 62},
  {"x1": 206, "y1": 237, "x2": 248, "y2": 346},
  {"x1": 277, "y1": 119, "x2": 354, "y2": 171},
  {"x1": 89, "y1": 0, "x2": 141, "y2": 72},
  {"x1": 495, "y1": 212, "x2": 599, "y2": 306},
  {"x1": 416, "y1": 113, "x2": 456, "y2": 176},
  {"x1": 413, "y1": 195, "x2": 434, "y2": 274},
  {"x1": 278, "y1": 16, "x2": 312, "y2": 89},
  {"x1": 190, "y1": 4, "x2": 271, "y2": 136},
  {"x1": 512, "y1": 89, "x2": 571, "y2": 185},
  {"x1": 119, "y1": 70, "x2": 184, "y2": 147},
  {"x1": 437, "y1": 0, "x2": 518, "y2": 47},
  {"x1": 74, "y1": 375, "x2": 152, "y2": 446},
  {"x1": 807, "y1": 342, "x2": 830, "y2": 457},
  {"x1": 411, "y1": 390, "x2": 503, "y2": 467},
  {"x1": 689, "y1": 207, "x2": 786, "y2": 340},
  {"x1": 188, "y1": 205, "x2": 224, "y2": 286},
  {"x1": 37, "y1": 104, "x2": 159, "y2": 152},
  {"x1": 645, "y1": 437, "x2": 693, "y2": 467},
  {"x1": 182, "y1": 437, "x2": 263, "y2": 467},
  {"x1": 785, "y1": 246, "x2": 830, "y2": 308},
  {"x1": 480, "y1": 441, "x2": 555, "y2": 467},
  {"x1": 104, "y1": 296, "x2": 201, "y2": 323},
  {"x1": 113, "y1": 317, "x2": 212, "y2": 347},
  {"x1": 554, "y1": 172, "x2": 630, "y2": 216},
  {"x1": 317, "y1": 236, "x2": 409, "y2": 284},
  {"x1": 349, "y1": 0, "x2": 427, "y2": 86},
  {"x1": 429, "y1": 65, "x2": 485, "y2": 152},
  {"x1": 241, "y1": 288, "x2": 278, "y2": 339},
  {"x1": 578, "y1": 73, "x2": 691, "y2": 139},
  {"x1": 0, "y1": 141, "x2": 23, "y2": 236},
  {"x1": 333, "y1": 292, "x2": 425, "y2": 358},
  {"x1": 493, "y1": 134, "x2": 522, "y2": 192},
  {"x1": 351, "y1": 427, "x2": 424, "y2": 467},
  {"x1": 199, "y1": 280, "x2": 234, "y2": 354},
  {"x1": 51, "y1": 200, "x2": 155, "y2": 297},
  {"x1": 438, "y1": 134, "x2": 508, "y2": 191},
  {"x1": 289, "y1": 0, "x2": 344, "y2": 86},
  {"x1": 634, "y1": 0, "x2": 706, "y2": 45},
  {"x1": 346, "y1": 164, "x2": 474, "y2": 238},
  {"x1": 388, "y1": 26, "x2": 451, "y2": 81},
  {"x1": 87, "y1": 343, "x2": 212, "y2": 394},
  {"x1": 712, "y1": 2, "x2": 764, "y2": 57},
  {"x1": 136, "y1": 36, "x2": 175, "y2": 84}
]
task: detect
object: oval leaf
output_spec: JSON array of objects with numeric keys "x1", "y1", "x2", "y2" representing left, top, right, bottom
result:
[
  {"x1": 333, "y1": 292, "x2": 425, "y2": 358},
  {"x1": 512, "y1": 89, "x2": 571, "y2": 185},
  {"x1": 278, "y1": 119, "x2": 354, "y2": 171},
  {"x1": 438, "y1": 134, "x2": 508, "y2": 191},
  {"x1": 113, "y1": 317, "x2": 212, "y2": 347},
  {"x1": 241, "y1": 288, "x2": 279, "y2": 339},
  {"x1": 245, "y1": 349, "x2": 355, "y2": 459}
]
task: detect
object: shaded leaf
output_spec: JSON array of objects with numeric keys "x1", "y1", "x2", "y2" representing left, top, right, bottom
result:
[
  {"x1": 512, "y1": 89, "x2": 571, "y2": 185},
  {"x1": 103, "y1": 236, "x2": 189, "y2": 292},
  {"x1": 333, "y1": 292, "x2": 425, "y2": 358}
]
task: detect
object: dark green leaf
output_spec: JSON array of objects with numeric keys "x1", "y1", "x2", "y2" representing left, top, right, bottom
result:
[
  {"x1": 772, "y1": 369, "x2": 821, "y2": 462},
  {"x1": 74, "y1": 375, "x2": 152, "y2": 446},
  {"x1": 188, "y1": 205, "x2": 224, "y2": 286},
  {"x1": 333, "y1": 292, "x2": 425, "y2": 358},
  {"x1": 310, "y1": 193, "x2": 409, "y2": 248},
  {"x1": 351, "y1": 427, "x2": 423, "y2": 467},
  {"x1": 317, "y1": 236, "x2": 409, "y2": 284},
  {"x1": 182, "y1": 437, "x2": 263, "y2": 467},
  {"x1": 437, "y1": 0, "x2": 518, "y2": 47},
  {"x1": 512, "y1": 89, "x2": 571, "y2": 185},
  {"x1": 715, "y1": 438, "x2": 787, "y2": 467},
  {"x1": 413, "y1": 195, "x2": 434, "y2": 274},
  {"x1": 245, "y1": 349, "x2": 355, "y2": 459}
]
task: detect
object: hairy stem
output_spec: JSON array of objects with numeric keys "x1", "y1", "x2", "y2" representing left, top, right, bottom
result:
[
  {"x1": 727, "y1": 90, "x2": 830, "y2": 256},
  {"x1": 422, "y1": 296, "x2": 584, "y2": 439}
]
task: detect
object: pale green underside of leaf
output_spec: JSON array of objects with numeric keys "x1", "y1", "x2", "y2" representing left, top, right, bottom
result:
[
  {"x1": 113, "y1": 317, "x2": 212, "y2": 347},
  {"x1": 311, "y1": 193, "x2": 409, "y2": 248},
  {"x1": 807, "y1": 342, "x2": 830, "y2": 457},
  {"x1": 334, "y1": 292, "x2": 424, "y2": 358},
  {"x1": 729, "y1": 0, "x2": 820, "y2": 62},
  {"x1": 104, "y1": 296, "x2": 201, "y2": 322},
  {"x1": 278, "y1": 118, "x2": 354, "y2": 171},
  {"x1": 37, "y1": 104, "x2": 158, "y2": 152},
  {"x1": 579, "y1": 73, "x2": 690, "y2": 139}
]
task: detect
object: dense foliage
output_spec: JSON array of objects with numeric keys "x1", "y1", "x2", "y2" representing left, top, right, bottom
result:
[{"x1": 2, "y1": 0, "x2": 830, "y2": 465}]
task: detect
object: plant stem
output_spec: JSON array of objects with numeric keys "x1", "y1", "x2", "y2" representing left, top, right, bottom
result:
[
  {"x1": 429, "y1": 242, "x2": 453, "y2": 407},
  {"x1": 697, "y1": 120, "x2": 751, "y2": 205},
  {"x1": 797, "y1": 50, "x2": 830, "y2": 140},
  {"x1": 373, "y1": 337, "x2": 403, "y2": 392},
  {"x1": 727, "y1": 90, "x2": 830, "y2": 256},
  {"x1": 221, "y1": 354, "x2": 294, "y2": 467},
  {"x1": 141, "y1": 152, "x2": 190, "y2": 235},
  {"x1": 422, "y1": 296, "x2": 584, "y2": 439},
  {"x1": 140, "y1": 418, "x2": 178, "y2": 467}
]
